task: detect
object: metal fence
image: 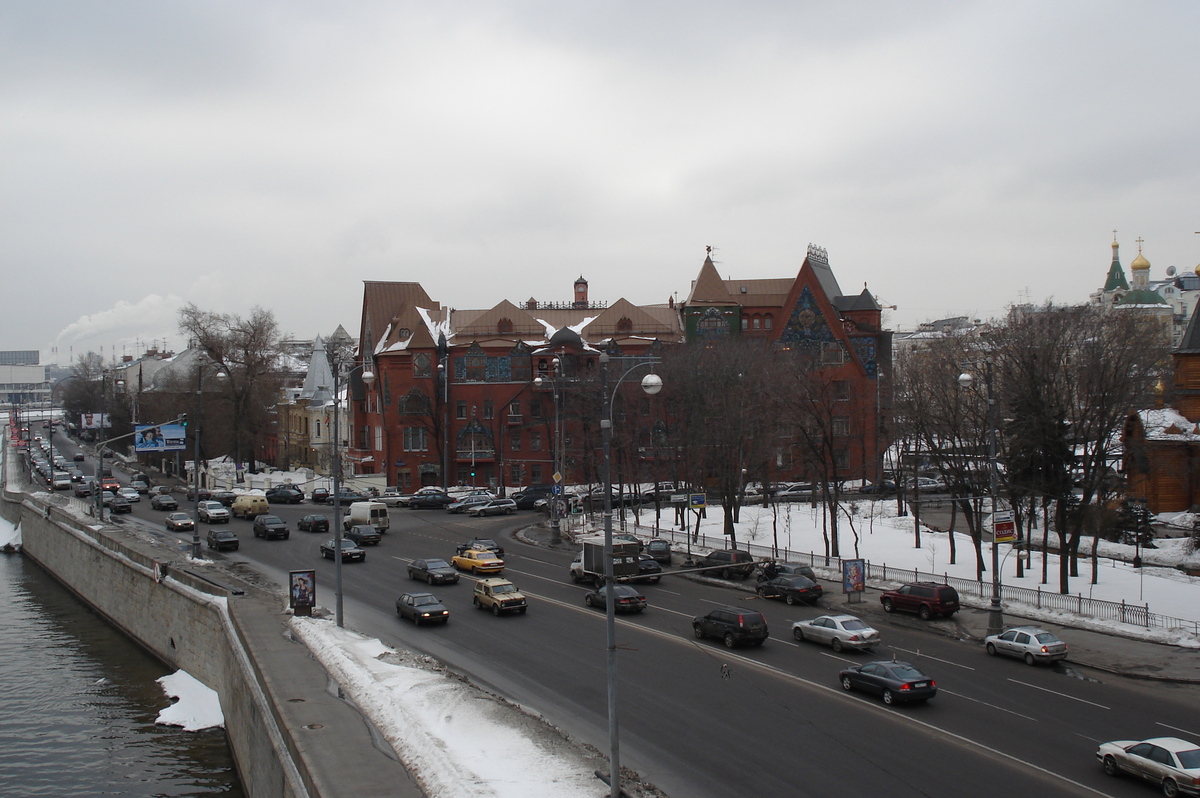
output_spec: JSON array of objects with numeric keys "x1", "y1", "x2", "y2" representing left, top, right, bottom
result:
[{"x1": 621, "y1": 520, "x2": 1200, "y2": 637}]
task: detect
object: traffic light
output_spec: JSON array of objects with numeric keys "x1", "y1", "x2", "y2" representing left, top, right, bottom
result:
[{"x1": 180, "y1": 414, "x2": 188, "y2": 427}]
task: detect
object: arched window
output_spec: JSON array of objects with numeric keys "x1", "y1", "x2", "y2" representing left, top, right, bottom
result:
[
  {"x1": 764, "y1": 315, "x2": 773, "y2": 330},
  {"x1": 464, "y1": 342, "x2": 485, "y2": 381},
  {"x1": 497, "y1": 318, "x2": 513, "y2": 334},
  {"x1": 753, "y1": 315, "x2": 761, "y2": 330}
]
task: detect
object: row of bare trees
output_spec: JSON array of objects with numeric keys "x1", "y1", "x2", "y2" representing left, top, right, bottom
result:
[{"x1": 893, "y1": 303, "x2": 1168, "y2": 594}]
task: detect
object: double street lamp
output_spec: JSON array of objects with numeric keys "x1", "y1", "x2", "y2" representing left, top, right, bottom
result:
[
  {"x1": 533, "y1": 356, "x2": 566, "y2": 544},
  {"x1": 958, "y1": 361, "x2": 1005, "y2": 636},
  {"x1": 598, "y1": 352, "x2": 662, "y2": 798}
]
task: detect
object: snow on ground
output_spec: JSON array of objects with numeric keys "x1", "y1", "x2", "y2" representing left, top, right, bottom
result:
[
  {"x1": 616, "y1": 497, "x2": 1200, "y2": 646},
  {"x1": 155, "y1": 670, "x2": 225, "y2": 731},
  {"x1": 290, "y1": 617, "x2": 603, "y2": 798}
]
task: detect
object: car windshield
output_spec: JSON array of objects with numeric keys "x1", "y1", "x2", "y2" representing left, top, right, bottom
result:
[
  {"x1": 413, "y1": 596, "x2": 439, "y2": 606},
  {"x1": 1176, "y1": 748, "x2": 1200, "y2": 769},
  {"x1": 262, "y1": 516, "x2": 282, "y2": 523},
  {"x1": 425, "y1": 560, "x2": 450, "y2": 569},
  {"x1": 841, "y1": 619, "x2": 870, "y2": 630},
  {"x1": 492, "y1": 584, "x2": 515, "y2": 593},
  {"x1": 888, "y1": 664, "x2": 927, "y2": 680}
]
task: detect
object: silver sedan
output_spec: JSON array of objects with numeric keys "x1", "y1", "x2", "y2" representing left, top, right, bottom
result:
[
  {"x1": 792, "y1": 614, "x2": 880, "y2": 652},
  {"x1": 984, "y1": 626, "x2": 1068, "y2": 665},
  {"x1": 1097, "y1": 737, "x2": 1200, "y2": 797}
]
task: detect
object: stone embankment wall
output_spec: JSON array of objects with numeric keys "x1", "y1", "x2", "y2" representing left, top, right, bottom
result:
[{"x1": 3, "y1": 438, "x2": 418, "y2": 798}]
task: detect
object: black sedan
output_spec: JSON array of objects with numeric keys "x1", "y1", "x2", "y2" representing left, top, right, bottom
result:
[
  {"x1": 408, "y1": 558, "x2": 460, "y2": 585},
  {"x1": 395, "y1": 592, "x2": 450, "y2": 625},
  {"x1": 839, "y1": 660, "x2": 937, "y2": 705},
  {"x1": 756, "y1": 575, "x2": 823, "y2": 605},
  {"x1": 150, "y1": 494, "x2": 179, "y2": 511},
  {"x1": 584, "y1": 584, "x2": 647, "y2": 613},
  {"x1": 320, "y1": 539, "x2": 365, "y2": 562},
  {"x1": 456, "y1": 538, "x2": 505, "y2": 558},
  {"x1": 408, "y1": 492, "x2": 454, "y2": 509},
  {"x1": 266, "y1": 487, "x2": 305, "y2": 504},
  {"x1": 211, "y1": 490, "x2": 238, "y2": 506},
  {"x1": 345, "y1": 524, "x2": 381, "y2": 546},
  {"x1": 297, "y1": 514, "x2": 330, "y2": 533},
  {"x1": 206, "y1": 529, "x2": 240, "y2": 551},
  {"x1": 633, "y1": 554, "x2": 662, "y2": 584}
]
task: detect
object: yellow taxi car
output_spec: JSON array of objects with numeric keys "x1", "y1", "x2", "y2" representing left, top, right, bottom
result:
[{"x1": 451, "y1": 548, "x2": 505, "y2": 574}]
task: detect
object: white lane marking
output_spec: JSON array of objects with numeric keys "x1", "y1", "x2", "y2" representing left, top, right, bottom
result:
[
  {"x1": 891, "y1": 646, "x2": 977, "y2": 670},
  {"x1": 818, "y1": 650, "x2": 859, "y2": 666},
  {"x1": 1155, "y1": 721, "x2": 1200, "y2": 737},
  {"x1": 1007, "y1": 679, "x2": 1110, "y2": 710},
  {"x1": 938, "y1": 689, "x2": 1040, "y2": 722}
]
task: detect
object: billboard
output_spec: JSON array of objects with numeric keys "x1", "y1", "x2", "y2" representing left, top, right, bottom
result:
[
  {"x1": 79, "y1": 413, "x2": 111, "y2": 430},
  {"x1": 135, "y1": 424, "x2": 187, "y2": 452}
]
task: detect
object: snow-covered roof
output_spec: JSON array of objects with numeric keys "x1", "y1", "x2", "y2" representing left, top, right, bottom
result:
[{"x1": 1137, "y1": 408, "x2": 1200, "y2": 441}]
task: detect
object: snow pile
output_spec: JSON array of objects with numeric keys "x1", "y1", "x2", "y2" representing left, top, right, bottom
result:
[
  {"x1": 155, "y1": 670, "x2": 225, "y2": 731},
  {"x1": 0, "y1": 515, "x2": 21, "y2": 550},
  {"x1": 291, "y1": 617, "x2": 601, "y2": 798}
]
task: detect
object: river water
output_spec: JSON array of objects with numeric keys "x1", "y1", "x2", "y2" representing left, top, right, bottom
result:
[{"x1": 0, "y1": 552, "x2": 244, "y2": 797}]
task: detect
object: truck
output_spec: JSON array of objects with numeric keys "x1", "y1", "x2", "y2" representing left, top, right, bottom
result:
[
  {"x1": 342, "y1": 500, "x2": 390, "y2": 532},
  {"x1": 569, "y1": 535, "x2": 641, "y2": 586}
]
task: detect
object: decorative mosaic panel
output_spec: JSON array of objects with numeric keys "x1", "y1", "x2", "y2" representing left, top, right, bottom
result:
[
  {"x1": 851, "y1": 337, "x2": 878, "y2": 379},
  {"x1": 778, "y1": 287, "x2": 836, "y2": 345}
]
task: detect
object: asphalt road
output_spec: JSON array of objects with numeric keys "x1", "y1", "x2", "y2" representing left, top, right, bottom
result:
[{"x1": 49, "y1": 446, "x2": 1198, "y2": 798}]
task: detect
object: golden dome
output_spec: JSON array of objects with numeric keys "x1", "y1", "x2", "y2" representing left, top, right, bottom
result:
[
  {"x1": 1194, "y1": 262, "x2": 1200, "y2": 277},
  {"x1": 1131, "y1": 252, "x2": 1150, "y2": 270}
]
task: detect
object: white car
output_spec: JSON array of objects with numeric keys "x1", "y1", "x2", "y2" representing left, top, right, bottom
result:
[
  {"x1": 792, "y1": 614, "x2": 881, "y2": 652},
  {"x1": 1097, "y1": 737, "x2": 1200, "y2": 797},
  {"x1": 117, "y1": 487, "x2": 141, "y2": 502},
  {"x1": 197, "y1": 500, "x2": 231, "y2": 523},
  {"x1": 984, "y1": 626, "x2": 1068, "y2": 665}
]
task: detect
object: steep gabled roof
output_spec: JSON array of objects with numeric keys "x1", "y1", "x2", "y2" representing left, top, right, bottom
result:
[
  {"x1": 453, "y1": 299, "x2": 544, "y2": 337},
  {"x1": 586, "y1": 298, "x2": 678, "y2": 337},
  {"x1": 360, "y1": 282, "x2": 439, "y2": 356},
  {"x1": 301, "y1": 336, "x2": 335, "y2": 400},
  {"x1": 687, "y1": 256, "x2": 737, "y2": 305}
]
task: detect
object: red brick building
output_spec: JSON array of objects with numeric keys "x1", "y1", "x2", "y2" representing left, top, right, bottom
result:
[{"x1": 349, "y1": 247, "x2": 890, "y2": 491}]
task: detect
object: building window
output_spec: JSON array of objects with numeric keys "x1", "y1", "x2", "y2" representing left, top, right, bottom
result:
[
  {"x1": 497, "y1": 318, "x2": 513, "y2": 334},
  {"x1": 399, "y1": 472, "x2": 412, "y2": 489},
  {"x1": 413, "y1": 352, "x2": 431, "y2": 378},
  {"x1": 835, "y1": 449, "x2": 850, "y2": 472},
  {"x1": 741, "y1": 316, "x2": 749, "y2": 331},
  {"x1": 617, "y1": 317, "x2": 633, "y2": 333},
  {"x1": 753, "y1": 316, "x2": 761, "y2": 330},
  {"x1": 483, "y1": 400, "x2": 494, "y2": 420},
  {"x1": 466, "y1": 353, "x2": 485, "y2": 381},
  {"x1": 833, "y1": 417, "x2": 850, "y2": 437},
  {"x1": 511, "y1": 464, "x2": 525, "y2": 484},
  {"x1": 821, "y1": 342, "x2": 845, "y2": 364},
  {"x1": 764, "y1": 315, "x2": 773, "y2": 330},
  {"x1": 403, "y1": 427, "x2": 428, "y2": 452},
  {"x1": 835, "y1": 380, "x2": 850, "y2": 401},
  {"x1": 530, "y1": 431, "x2": 542, "y2": 451},
  {"x1": 456, "y1": 401, "x2": 467, "y2": 420},
  {"x1": 399, "y1": 388, "x2": 431, "y2": 415},
  {"x1": 510, "y1": 431, "x2": 521, "y2": 451},
  {"x1": 315, "y1": 420, "x2": 321, "y2": 439},
  {"x1": 530, "y1": 400, "x2": 543, "y2": 419},
  {"x1": 509, "y1": 401, "x2": 520, "y2": 418},
  {"x1": 531, "y1": 464, "x2": 542, "y2": 483}
]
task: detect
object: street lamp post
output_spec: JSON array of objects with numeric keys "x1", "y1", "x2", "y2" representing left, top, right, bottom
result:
[
  {"x1": 534, "y1": 356, "x2": 564, "y2": 544},
  {"x1": 959, "y1": 360, "x2": 1004, "y2": 636},
  {"x1": 191, "y1": 364, "x2": 226, "y2": 558},
  {"x1": 599, "y1": 352, "x2": 662, "y2": 798}
]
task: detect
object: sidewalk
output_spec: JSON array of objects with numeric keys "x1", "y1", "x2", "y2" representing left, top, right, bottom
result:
[{"x1": 520, "y1": 522, "x2": 1200, "y2": 684}]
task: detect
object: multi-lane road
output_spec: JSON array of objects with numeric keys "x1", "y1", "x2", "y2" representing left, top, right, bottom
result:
[{"x1": 46, "y1": 440, "x2": 1199, "y2": 797}]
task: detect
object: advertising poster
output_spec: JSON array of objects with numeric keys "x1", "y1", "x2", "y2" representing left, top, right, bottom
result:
[
  {"x1": 80, "y1": 413, "x2": 111, "y2": 430},
  {"x1": 134, "y1": 424, "x2": 188, "y2": 452},
  {"x1": 842, "y1": 559, "x2": 866, "y2": 594},
  {"x1": 289, "y1": 570, "x2": 316, "y2": 616}
]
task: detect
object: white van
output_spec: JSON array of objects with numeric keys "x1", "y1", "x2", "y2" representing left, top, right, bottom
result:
[
  {"x1": 51, "y1": 471, "x2": 72, "y2": 490},
  {"x1": 343, "y1": 501, "x2": 389, "y2": 532}
]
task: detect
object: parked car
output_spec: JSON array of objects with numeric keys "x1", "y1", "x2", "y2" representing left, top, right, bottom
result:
[
  {"x1": 612, "y1": 533, "x2": 644, "y2": 551},
  {"x1": 456, "y1": 538, "x2": 505, "y2": 558},
  {"x1": 700, "y1": 549, "x2": 757, "y2": 579},
  {"x1": 206, "y1": 529, "x2": 239, "y2": 551},
  {"x1": 344, "y1": 524, "x2": 382, "y2": 546},
  {"x1": 265, "y1": 486, "x2": 304, "y2": 504},
  {"x1": 395, "y1": 592, "x2": 450, "y2": 625},
  {"x1": 792, "y1": 614, "x2": 881, "y2": 652},
  {"x1": 1097, "y1": 736, "x2": 1200, "y2": 796},
  {"x1": 165, "y1": 512, "x2": 195, "y2": 531},
  {"x1": 451, "y1": 548, "x2": 505, "y2": 574},
  {"x1": 774, "y1": 562, "x2": 817, "y2": 580},
  {"x1": 332, "y1": 488, "x2": 365, "y2": 504},
  {"x1": 984, "y1": 626, "x2": 1068, "y2": 665},
  {"x1": 408, "y1": 492, "x2": 455, "y2": 510},
  {"x1": 197, "y1": 500, "x2": 231, "y2": 523},
  {"x1": 186, "y1": 486, "x2": 212, "y2": 502},
  {"x1": 511, "y1": 484, "x2": 554, "y2": 510},
  {"x1": 633, "y1": 554, "x2": 662, "y2": 583},
  {"x1": 755, "y1": 575, "x2": 823, "y2": 605},
  {"x1": 446, "y1": 495, "x2": 494, "y2": 514},
  {"x1": 297, "y1": 514, "x2": 330, "y2": 533},
  {"x1": 108, "y1": 494, "x2": 132, "y2": 514},
  {"x1": 472, "y1": 578, "x2": 527, "y2": 615},
  {"x1": 252, "y1": 514, "x2": 290, "y2": 540},
  {"x1": 150, "y1": 493, "x2": 178, "y2": 511},
  {"x1": 584, "y1": 584, "x2": 647, "y2": 613},
  {"x1": 407, "y1": 558, "x2": 460, "y2": 585},
  {"x1": 880, "y1": 582, "x2": 960, "y2": 619},
  {"x1": 858, "y1": 480, "x2": 897, "y2": 495},
  {"x1": 839, "y1": 660, "x2": 937, "y2": 705},
  {"x1": 467, "y1": 498, "x2": 518, "y2": 517},
  {"x1": 309, "y1": 487, "x2": 331, "y2": 504},
  {"x1": 693, "y1": 607, "x2": 769, "y2": 648},
  {"x1": 320, "y1": 539, "x2": 365, "y2": 562},
  {"x1": 378, "y1": 490, "x2": 407, "y2": 507},
  {"x1": 644, "y1": 539, "x2": 673, "y2": 564}
]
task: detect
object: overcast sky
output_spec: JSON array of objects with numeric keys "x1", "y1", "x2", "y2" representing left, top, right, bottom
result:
[{"x1": 4, "y1": 1, "x2": 1198, "y2": 366}]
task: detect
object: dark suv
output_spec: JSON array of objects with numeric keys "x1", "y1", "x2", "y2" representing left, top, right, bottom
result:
[
  {"x1": 693, "y1": 607, "x2": 769, "y2": 648},
  {"x1": 252, "y1": 514, "x2": 290, "y2": 540},
  {"x1": 880, "y1": 582, "x2": 960, "y2": 619},
  {"x1": 700, "y1": 549, "x2": 756, "y2": 579},
  {"x1": 512, "y1": 485, "x2": 554, "y2": 510}
]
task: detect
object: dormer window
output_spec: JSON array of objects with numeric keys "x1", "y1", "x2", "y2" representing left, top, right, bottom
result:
[
  {"x1": 617, "y1": 317, "x2": 633, "y2": 333},
  {"x1": 497, "y1": 318, "x2": 513, "y2": 334}
]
